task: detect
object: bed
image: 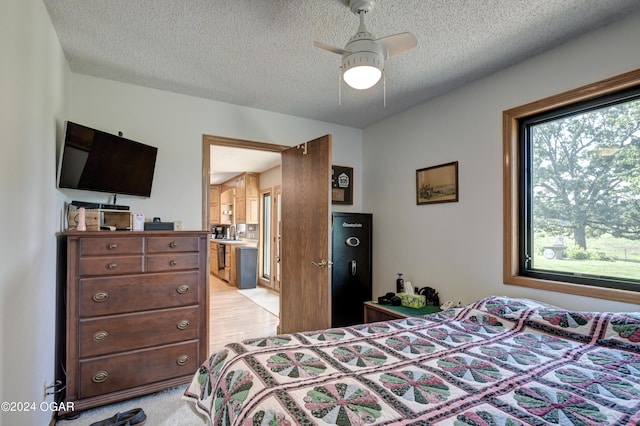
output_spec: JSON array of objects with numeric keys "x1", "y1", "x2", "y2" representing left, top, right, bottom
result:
[{"x1": 183, "y1": 296, "x2": 640, "y2": 425}]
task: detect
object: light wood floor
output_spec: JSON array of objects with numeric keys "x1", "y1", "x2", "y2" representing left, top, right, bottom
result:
[{"x1": 208, "y1": 274, "x2": 280, "y2": 353}]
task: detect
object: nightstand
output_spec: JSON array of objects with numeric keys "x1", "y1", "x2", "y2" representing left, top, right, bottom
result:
[{"x1": 363, "y1": 301, "x2": 441, "y2": 323}]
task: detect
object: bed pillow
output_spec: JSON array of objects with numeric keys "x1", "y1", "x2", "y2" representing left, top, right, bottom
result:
[
  {"x1": 607, "y1": 312, "x2": 640, "y2": 343},
  {"x1": 523, "y1": 308, "x2": 640, "y2": 348},
  {"x1": 473, "y1": 296, "x2": 561, "y2": 320}
]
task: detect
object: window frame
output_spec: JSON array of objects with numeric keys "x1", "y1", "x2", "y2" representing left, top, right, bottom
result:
[{"x1": 503, "y1": 68, "x2": 640, "y2": 304}]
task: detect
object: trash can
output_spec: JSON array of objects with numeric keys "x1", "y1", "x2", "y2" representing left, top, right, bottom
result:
[{"x1": 236, "y1": 246, "x2": 258, "y2": 289}]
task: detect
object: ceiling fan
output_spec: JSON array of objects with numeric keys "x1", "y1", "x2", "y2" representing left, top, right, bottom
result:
[{"x1": 315, "y1": 0, "x2": 417, "y2": 91}]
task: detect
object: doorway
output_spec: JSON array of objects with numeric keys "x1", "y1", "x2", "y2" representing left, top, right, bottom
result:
[
  {"x1": 203, "y1": 135, "x2": 288, "y2": 346},
  {"x1": 203, "y1": 133, "x2": 333, "y2": 335}
]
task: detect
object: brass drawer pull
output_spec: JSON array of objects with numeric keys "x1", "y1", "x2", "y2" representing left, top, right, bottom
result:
[
  {"x1": 177, "y1": 320, "x2": 190, "y2": 330},
  {"x1": 176, "y1": 285, "x2": 190, "y2": 294},
  {"x1": 92, "y1": 371, "x2": 109, "y2": 383},
  {"x1": 108, "y1": 243, "x2": 119, "y2": 250},
  {"x1": 93, "y1": 331, "x2": 109, "y2": 341},
  {"x1": 176, "y1": 355, "x2": 190, "y2": 366},
  {"x1": 169, "y1": 260, "x2": 177, "y2": 267},
  {"x1": 92, "y1": 291, "x2": 109, "y2": 303},
  {"x1": 107, "y1": 262, "x2": 118, "y2": 270},
  {"x1": 169, "y1": 241, "x2": 178, "y2": 248}
]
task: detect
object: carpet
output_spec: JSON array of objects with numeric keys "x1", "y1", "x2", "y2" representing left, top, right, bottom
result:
[
  {"x1": 237, "y1": 286, "x2": 279, "y2": 317},
  {"x1": 55, "y1": 385, "x2": 205, "y2": 425}
]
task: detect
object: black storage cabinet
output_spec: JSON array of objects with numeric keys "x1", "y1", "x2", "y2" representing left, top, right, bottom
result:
[
  {"x1": 332, "y1": 212, "x2": 372, "y2": 327},
  {"x1": 236, "y1": 246, "x2": 258, "y2": 289}
]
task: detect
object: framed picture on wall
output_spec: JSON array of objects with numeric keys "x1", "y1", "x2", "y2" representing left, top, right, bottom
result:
[
  {"x1": 416, "y1": 161, "x2": 459, "y2": 205},
  {"x1": 332, "y1": 165, "x2": 353, "y2": 205}
]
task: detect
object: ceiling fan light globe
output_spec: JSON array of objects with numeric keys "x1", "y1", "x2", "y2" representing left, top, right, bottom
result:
[
  {"x1": 343, "y1": 65, "x2": 382, "y2": 89},
  {"x1": 342, "y1": 49, "x2": 383, "y2": 90}
]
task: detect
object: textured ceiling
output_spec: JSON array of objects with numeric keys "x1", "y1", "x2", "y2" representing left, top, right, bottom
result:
[{"x1": 44, "y1": 0, "x2": 640, "y2": 129}]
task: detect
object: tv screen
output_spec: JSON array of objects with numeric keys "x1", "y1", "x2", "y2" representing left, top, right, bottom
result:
[{"x1": 58, "y1": 121, "x2": 158, "y2": 197}]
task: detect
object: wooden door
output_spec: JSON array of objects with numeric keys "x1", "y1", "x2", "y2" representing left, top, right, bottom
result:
[{"x1": 279, "y1": 135, "x2": 332, "y2": 334}]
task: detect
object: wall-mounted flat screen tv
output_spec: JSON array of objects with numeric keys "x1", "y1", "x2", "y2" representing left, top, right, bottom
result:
[{"x1": 57, "y1": 121, "x2": 158, "y2": 197}]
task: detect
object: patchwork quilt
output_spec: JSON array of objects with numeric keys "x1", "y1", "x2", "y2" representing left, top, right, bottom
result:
[{"x1": 183, "y1": 296, "x2": 640, "y2": 425}]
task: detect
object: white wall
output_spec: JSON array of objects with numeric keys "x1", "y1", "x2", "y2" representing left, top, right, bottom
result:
[
  {"x1": 63, "y1": 76, "x2": 364, "y2": 228},
  {"x1": 363, "y1": 11, "x2": 640, "y2": 312},
  {"x1": 259, "y1": 165, "x2": 282, "y2": 191},
  {"x1": 0, "y1": 0, "x2": 70, "y2": 425}
]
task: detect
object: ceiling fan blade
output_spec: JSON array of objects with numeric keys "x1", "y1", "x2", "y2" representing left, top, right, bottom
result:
[
  {"x1": 314, "y1": 41, "x2": 348, "y2": 55},
  {"x1": 377, "y1": 32, "x2": 417, "y2": 59}
]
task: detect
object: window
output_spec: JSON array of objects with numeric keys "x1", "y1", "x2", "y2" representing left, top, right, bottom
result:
[
  {"x1": 262, "y1": 192, "x2": 271, "y2": 279},
  {"x1": 503, "y1": 69, "x2": 640, "y2": 304}
]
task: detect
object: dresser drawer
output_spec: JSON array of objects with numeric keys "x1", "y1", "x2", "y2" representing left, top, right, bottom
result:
[
  {"x1": 80, "y1": 237, "x2": 144, "y2": 256},
  {"x1": 79, "y1": 272, "x2": 199, "y2": 317},
  {"x1": 146, "y1": 253, "x2": 200, "y2": 272},
  {"x1": 364, "y1": 308, "x2": 397, "y2": 323},
  {"x1": 79, "y1": 256, "x2": 144, "y2": 276},
  {"x1": 80, "y1": 307, "x2": 199, "y2": 357},
  {"x1": 79, "y1": 341, "x2": 198, "y2": 399},
  {"x1": 146, "y1": 236, "x2": 200, "y2": 253}
]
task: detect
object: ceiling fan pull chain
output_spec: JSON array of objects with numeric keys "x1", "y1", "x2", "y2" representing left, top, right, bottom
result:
[
  {"x1": 338, "y1": 67, "x2": 342, "y2": 106},
  {"x1": 383, "y1": 70, "x2": 387, "y2": 109}
]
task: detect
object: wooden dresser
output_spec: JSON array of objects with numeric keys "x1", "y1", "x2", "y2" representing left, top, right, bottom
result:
[{"x1": 56, "y1": 231, "x2": 209, "y2": 415}]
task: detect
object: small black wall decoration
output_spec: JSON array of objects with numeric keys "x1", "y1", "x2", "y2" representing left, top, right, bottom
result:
[{"x1": 332, "y1": 165, "x2": 353, "y2": 205}]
